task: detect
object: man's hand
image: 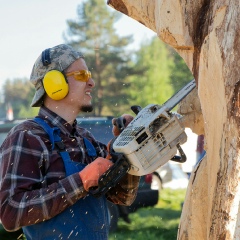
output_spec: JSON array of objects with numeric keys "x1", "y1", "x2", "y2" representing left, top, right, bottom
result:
[
  {"x1": 106, "y1": 114, "x2": 134, "y2": 160},
  {"x1": 112, "y1": 114, "x2": 134, "y2": 136},
  {"x1": 79, "y1": 157, "x2": 113, "y2": 191}
]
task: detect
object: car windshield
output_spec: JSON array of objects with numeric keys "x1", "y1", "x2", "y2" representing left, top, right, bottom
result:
[
  {"x1": 0, "y1": 132, "x2": 8, "y2": 145},
  {"x1": 77, "y1": 117, "x2": 113, "y2": 144}
]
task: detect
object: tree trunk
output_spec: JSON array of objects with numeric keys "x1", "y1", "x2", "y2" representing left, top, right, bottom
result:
[{"x1": 108, "y1": 1, "x2": 240, "y2": 239}]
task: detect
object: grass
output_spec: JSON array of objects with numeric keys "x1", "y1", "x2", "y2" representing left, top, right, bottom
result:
[
  {"x1": 0, "y1": 188, "x2": 186, "y2": 240},
  {"x1": 109, "y1": 188, "x2": 186, "y2": 240}
]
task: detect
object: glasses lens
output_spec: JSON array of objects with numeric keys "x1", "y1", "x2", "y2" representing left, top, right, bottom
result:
[
  {"x1": 74, "y1": 70, "x2": 91, "y2": 82},
  {"x1": 87, "y1": 71, "x2": 91, "y2": 78},
  {"x1": 66, "y1": 70, "x2": 91, "y2": 82}
]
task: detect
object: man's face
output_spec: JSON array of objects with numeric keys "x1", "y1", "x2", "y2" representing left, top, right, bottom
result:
[{"x1": 65, "y1": 58, "x2": 95, "y2": 112}]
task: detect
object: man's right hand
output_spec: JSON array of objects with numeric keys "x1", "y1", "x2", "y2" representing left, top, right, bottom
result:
[{"x1": 79, "y1": 157, "x2": 113, "y2": 191}]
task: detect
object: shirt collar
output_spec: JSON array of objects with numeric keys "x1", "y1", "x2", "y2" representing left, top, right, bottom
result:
[{"x1": 38, "y1": 106, "x2": 77, "y2": 136}]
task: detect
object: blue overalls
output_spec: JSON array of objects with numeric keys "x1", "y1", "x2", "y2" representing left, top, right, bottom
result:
[{"x1": 22, "y1": 118, "x2": 110, "y2": 240}]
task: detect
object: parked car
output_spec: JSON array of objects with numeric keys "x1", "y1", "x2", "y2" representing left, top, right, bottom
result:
[{"x1": 0, "y1": 116, "x2": 159, "y2": 235}]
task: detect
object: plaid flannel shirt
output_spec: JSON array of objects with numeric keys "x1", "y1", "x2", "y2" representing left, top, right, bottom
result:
[{"x1": 0, "y1": 107, "x2": 139, "y2": 231}]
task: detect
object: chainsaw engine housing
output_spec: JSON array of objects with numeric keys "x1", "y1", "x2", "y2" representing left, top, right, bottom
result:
[{"x1": 113, "y1": 104, "x2": 187, "y2": 176}]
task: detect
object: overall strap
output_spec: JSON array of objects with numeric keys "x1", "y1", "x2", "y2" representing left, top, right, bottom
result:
[
  {"x1": 83, "y1": 138, "x2": 97, "y2": 157},
  {"x1": 33, "y1": 117, "x2": 61, "y2": 150},
  {"x1": 33, "y1": 117, "x2": 97, "y2": 158}
]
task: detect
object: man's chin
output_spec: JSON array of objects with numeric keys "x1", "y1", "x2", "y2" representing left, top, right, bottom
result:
[{"x1": 80, "y1": 105, "x2": 93, "y2": 113}]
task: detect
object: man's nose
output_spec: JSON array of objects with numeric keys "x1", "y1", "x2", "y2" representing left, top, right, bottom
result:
[{"x1": 87, "y1": 77, "x2": 95, "y2": 87}]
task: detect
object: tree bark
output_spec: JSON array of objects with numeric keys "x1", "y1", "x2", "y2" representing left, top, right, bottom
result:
[{"x1": 108, "y1": 1, "x2": 240, "y2": 239}]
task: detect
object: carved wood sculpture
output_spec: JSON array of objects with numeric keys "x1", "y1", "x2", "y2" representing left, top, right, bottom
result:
[{"x1": 107, "y1": 1, "x2": 240, "y2": 239}]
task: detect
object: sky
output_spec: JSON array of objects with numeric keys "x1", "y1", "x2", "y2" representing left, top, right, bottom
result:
[{"x1": 0, "y1": 0, "x2": 156, "y2": 90}]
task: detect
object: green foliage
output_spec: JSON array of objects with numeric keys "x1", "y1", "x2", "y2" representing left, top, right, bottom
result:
[
  {"x1": 128, "y1": 37, "x2": 174, "y2": 107},
  {"x1": 3, "y1": 78, "x2": 36, "y2": 118},
  {"x1": 156, "y1": 188, "x2": 186, "y2": 210},
  {"x1": 169, "y1": 48, "x2": 194, "y2": 92},
  {"x1": 18, "y1": 105, "x2": 39, "y2": 118},
  {"x1": 0, "y1": 102, "x2": 5, "y2": 118},
  {"x1": 64, "y1": 0, "x2": 138, "y2": 116},
  {"x1": 109, "y1": 188, "x2": 186, "y2": 240}
]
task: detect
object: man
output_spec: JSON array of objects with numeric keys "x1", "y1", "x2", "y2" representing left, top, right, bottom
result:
[{"x1": 0, "y1": 44, "x2": 140, "y2": 240}]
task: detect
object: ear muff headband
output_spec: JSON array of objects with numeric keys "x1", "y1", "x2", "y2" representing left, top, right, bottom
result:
[
  {"x1": 41, "y1": 48, "x2": 51, "y2": 66},
  {"x1": 41, "y1": 48, "x2": 69, "y2": 100}
]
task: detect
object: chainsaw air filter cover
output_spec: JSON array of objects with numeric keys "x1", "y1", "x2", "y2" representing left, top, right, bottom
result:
[{"x1": 113, "y1": 104, "x2": 187, "y2": 176}]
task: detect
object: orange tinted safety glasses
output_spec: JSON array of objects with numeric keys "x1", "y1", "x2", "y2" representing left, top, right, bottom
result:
[{"x1": 66, "y1": 70, "x2": 92, "y2": 82}]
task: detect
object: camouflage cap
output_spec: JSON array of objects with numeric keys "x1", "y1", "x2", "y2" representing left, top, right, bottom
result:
[{"x1": 30, "y1": 44, "x2": 84, "y2": 107}]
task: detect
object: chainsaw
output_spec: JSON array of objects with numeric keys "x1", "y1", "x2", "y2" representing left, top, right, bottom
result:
[{"x1": 90, "y1": 79, "x2": 196, "y2": 197}]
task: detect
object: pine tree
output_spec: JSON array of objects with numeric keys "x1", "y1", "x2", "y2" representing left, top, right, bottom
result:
[
  {"x1": 64, "y1": 0, "x2": 137, "y2": 116},
  {"x1": 3, "y1": 78, "x2": 37, "y2": 118}
]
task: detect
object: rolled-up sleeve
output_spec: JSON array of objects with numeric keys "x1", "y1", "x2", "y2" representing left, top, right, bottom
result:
[{"x1": 106, "y1": 173, "x2": 140, "y2": 206}]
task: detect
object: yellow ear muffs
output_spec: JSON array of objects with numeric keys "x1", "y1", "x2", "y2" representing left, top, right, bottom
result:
[{"x1": 43, "y1": 70, "x2": 69, "y2": 100}]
